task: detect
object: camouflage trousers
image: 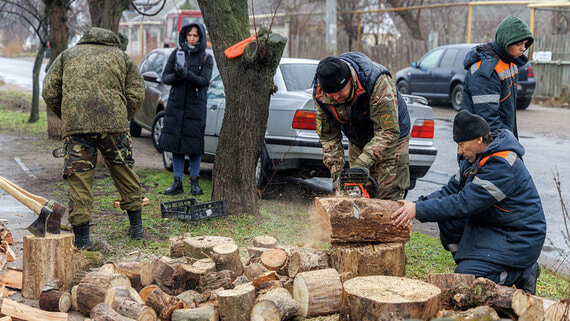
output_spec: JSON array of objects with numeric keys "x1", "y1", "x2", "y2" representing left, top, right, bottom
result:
[
  {"x1": 63, "y1": 132, "x2": 143, "y2": 226},
  {"x1": 348, "y1": 135, "x2": 410, "y2": 201}
]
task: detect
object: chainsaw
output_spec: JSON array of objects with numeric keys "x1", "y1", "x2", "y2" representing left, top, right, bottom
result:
[{"x1": 336, "y1": 168, "x2": 379, "y2": 199}]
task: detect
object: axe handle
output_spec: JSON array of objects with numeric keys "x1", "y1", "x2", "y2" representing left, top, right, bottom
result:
[
  {"x1": 0, "y1": 176, "x2": 48, "y2": 205},
  {"x1": 0, "y1": 178, "x2": 43, "y2": 214}
]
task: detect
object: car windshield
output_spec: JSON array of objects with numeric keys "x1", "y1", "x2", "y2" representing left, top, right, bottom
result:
[{"x1": 280, "y1": 63, "x2": 317, "y2": 92}]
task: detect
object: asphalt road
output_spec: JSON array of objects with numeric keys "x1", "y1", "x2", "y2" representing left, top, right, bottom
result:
[{"x1": 0, "y1": 56, "x2": 45, "y2": 91}]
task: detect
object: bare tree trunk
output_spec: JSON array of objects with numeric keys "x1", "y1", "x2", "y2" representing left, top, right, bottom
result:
[
  {"x1": 386, "y1": 0, "x2": 424, "y2": 40},
  {"x1": 87, "y1": 0, "x2": 130, "y2": 33},
  {"x1": 197, "y1": 0, "x2": 287, "y2": 216}
]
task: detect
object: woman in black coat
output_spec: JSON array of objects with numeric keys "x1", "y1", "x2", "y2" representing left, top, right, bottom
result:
[{"x1": 160, "y1": 23, "x2": 213, "y2": 195}]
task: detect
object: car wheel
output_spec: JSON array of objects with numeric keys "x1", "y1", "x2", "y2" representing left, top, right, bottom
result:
[
  {"x1": 451, "y1": 83, "x2": 464, "y2": 111},
  {"x1": 162, "y1": 151, "x2": 190, "y2": 174},
  {"x1": 397, "y1": 80, "x2": 410, "y2": 95},
  {"x1": 129, "y1": 120, "x2": 142, "y2": 137},
  {"x1": 255, "y1": 145, "x2": 277, "y2": 195},
  {"x1": 152, "y1": 111, "x2": 165, "y2": 153},
  {"x1": 517, "y1": 98, "x2": 532, "y2": 110}
]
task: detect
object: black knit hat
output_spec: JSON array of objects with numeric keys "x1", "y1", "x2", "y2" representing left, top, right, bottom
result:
[
  {"x1": 453, "y1": 111, "x2": 491, "y2": 142},
  {"x1": 316, "y1": 56, "x2": 351, "y2": 93}
]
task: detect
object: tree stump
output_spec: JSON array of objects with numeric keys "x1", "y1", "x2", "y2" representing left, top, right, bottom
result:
[
  {"x1": 253, "y1": 235, "x2": 277, "y2": 248},
  {"x1": 426, "y1": 273, "x2": 476, "y2": 291},
  {"x1": 329, "y1": 243, "x2": 406, "y2": 277},
  {"x1": 90, "y1": 302, "x2": 135, "y2": 321},
  {"x1": 315, "y1": 197, "x2": 411, "y2": 243},
  {"x1": 197, "y1": 270, "x2": 237, "y2": 292},
  {"x1": 115, "y1": 299, "x2": 157, "y2": 321},
  {"x1": 116, "y1": 262, "x2": 153, "y2": 291},
  {"x1": 343, "y1": 276, "x2": 441, "y2": 320},
  {"x1": 212, "y1": 243, "x2": 243, "y2": 275},
  {"x1": 76, "y1": 272, "x2": 130, "y2": 315},
  {"x1": 287, "y1": 247, "x2": 328, "y2": 277},
  {"x1": 437, "y1": 305, "x2": 500, "y2": 320},
  {"x1": 251, "y1": 287, "x2": 299, "y2": 321},
  {"x1": 192, "y1": 258, "x2": 216, "y2": 274},
  {"x1": 22, "y1": 234, "x2": 74, "y2": 299},
  {"x1": 172, "y1": 305, "x2": 219, "y2": 321},
  {"x1": 39, "y1": 289, "x2": 72, "y2": 312},
  {"x1": 292, "y1": 268, "x2": 343, "y2": 318},
  {"x1": 217, "y1": 283, "x2": 256, "y2": 321},
  {"x1": 143, "y1": 285, "x2": 185, "y2": 321},
  {"x1": 184, "y1": 236, "x2": 235, "y2": 259},
  {"x1": 260, "y1": 248, "x2": 287, "y2": 271},
  {"x1": 1, "y1": 298, "x2": 69, "y2": 321}
]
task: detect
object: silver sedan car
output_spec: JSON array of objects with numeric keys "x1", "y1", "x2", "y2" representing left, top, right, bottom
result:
[{"x1": 131, "y1": 48, "x2": 437, "y2": 191}]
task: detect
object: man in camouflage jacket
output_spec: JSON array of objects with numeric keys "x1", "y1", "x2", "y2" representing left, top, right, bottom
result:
[
  {"x1": 312, "y1": 53, "x2": 411, "y2": 200},
  {"x1": 42, "y1": 27, "x2": 146, "y2": 249}
]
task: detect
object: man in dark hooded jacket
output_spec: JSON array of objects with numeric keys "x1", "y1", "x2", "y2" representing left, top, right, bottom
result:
[
  {"x1": 392, "y1": 111, "x2": 546, "y2": 294},
  {"x1": 462, "y1": 16, "x2": 534, "y2": 139},
  {"x1": 312, "y1": 53, "x2": 411, "y2": 201},
  {"x1": 42, "y1": 27, "x2": 146, "y2": 249}
]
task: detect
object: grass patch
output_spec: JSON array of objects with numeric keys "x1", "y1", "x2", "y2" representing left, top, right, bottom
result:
[{"x1": 0, "y1": 91, "x2": 47, "y2": 135}]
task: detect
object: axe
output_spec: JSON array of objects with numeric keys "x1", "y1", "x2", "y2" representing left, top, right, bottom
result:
[{"x1": 0, "y1": 177, "x2": 59, "y2": 237}]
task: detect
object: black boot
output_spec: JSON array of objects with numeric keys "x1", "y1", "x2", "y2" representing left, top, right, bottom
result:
[
  {"x1": 127, "y1": 209, "x2": 144, "y2": 239},
  {"x1": 164, "y1": 177, "x2": 183, "y2": 195},
  {"x1": 190, "y1": 176, "x2": 203, "y2": 195},
  {"x1": 72, "y1": 222, "x2": 92, "y2": 250}
]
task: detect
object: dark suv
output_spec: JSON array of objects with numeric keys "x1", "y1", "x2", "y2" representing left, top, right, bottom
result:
[{"x1": 395, "y1": 43, "x2": 535, "y2": 111}]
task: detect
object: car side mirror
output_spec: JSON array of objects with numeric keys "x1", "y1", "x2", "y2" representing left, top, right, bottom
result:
[
  {"x1": 142, "y1": 71, "x2": 159, "y2": 82},
  {"x1": 411, "y1": 62, "x2": 418, "y2": 68}
]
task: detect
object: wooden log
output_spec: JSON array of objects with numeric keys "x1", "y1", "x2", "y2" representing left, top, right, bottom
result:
[
  {"x1": 243, "y1": 262, "x2": 269, "y2": 281},
  {"x1": 177, "y1": 290, "x2": 201, "y2": 308},
  {"x1": 76, "y1": 282, "x2": 117, "y2": 315},
  {"x1": 171, "y1": 305, "x2": 219, "y2": 321},
  {"x1": 315, "y1": 197, "x2": 411, "y2": 243},
  {"x1": 192, "y1": 258, "x2": 216, "y2": 274},
  {"x1": 437, "y1": 305, "x2": 500, "y2": 320},
  {"x1": 150, "y1": 256, "x2": 177, "y2": 294},
  {"x1": 139, "y1": 285, "x2": 160, "y2": 302},
  {"x1": 545, "y1": 302, "x2": 570, "y2": 321},
  {"x1": 197, "y1": 270, "x2": 236, "y2": 293},
  {"x1": 169, "y1": 235, "x2": 186, "y2": 258},
  {"x1": 116, "y1": 262, "x2": 153, "y2": 291},
  {"x1": 173, "y1": 263, "x2": 204, "y2": 294},
  {"x1": 426, "y1": 273, "x2": 476, "y2": 291},
  {"x1": 287, "y1": 247, "x2": 328, "y2": 277},
  {"x1": 251, "y1": 287, "x2": 299, "y2": 321},
  {"x1": 115, "y1": 299, "x2": 158, "y2": 321},
  {"x1": 233, "y1": 275, "x2": 250, "y2": 287},
  {"x1": 143, "y1": 285, "x2": 185, "y2": 321},
  {"x1": 330, "y1": 243, "x2": 405, "y2": 277},
  {"x1": 247, "y1": 247, "x2": 268, "y2": 263},
  {"x1": 217, "y1": 283, "x2": 256, "y2": 321},
  {"x1": 113, "y1": 286, "x2": 145, "y2": 308},
  {"x1": 22, "y1": 234, "x2": 74, "y2": 299},
  {"x1": 292, "y1": 268, "x2": 343, "y2": 318},
  {"x1": 252, "y1": 235, "x2": 277, "y2": 248},
  {"x1": 1, "y1": 298, "x2": 69, "y2": 321},
  {"x1": 184, "y1": 236, "x2": 236, "y2": 259},
  {"x1": 343, "y1": 276, "x2": 441, "y2": 320},
  {"x1": 260, "y1": 248, "x2": 287, "y2": 271},
  {"x1": 71, "y1": 285, "x2": 78, "y2": 311},
  {"x1": 1, "y1": 269, "x2": 22, "y2": 290},
  {"x1": 252, "y1": 271, "x2": 279, "y2": 289},
  {"x1": 0, "y1": 316, "x2": 11, "y2": 321},
  {"x1": 39, "y1": 289, "x2": 72, "y2": 312},
  {"x1": 0, "y1": 222, "x2": 14, "y2": 244},
  {"x1": 518, "y1": 298, "x2": 545, "y2": 321},
  {"x1": 212, "y1": 243, "x2": 243, "y2": 275},
  {"x1": 99, "y1": 263, "x2": 117, "y2": 274},
  {"x1": 1, "y1": 241, "x2": 16, "y2": 262},
  {"x1": 0, "y1": 254, "x2": 7, "y2": 271},
  {"x1": 80, "y1": 271, "x2": 131, "y2": 288},
  {"x1": 90, "y1": 302, "x2": 135, "y2": 321}
]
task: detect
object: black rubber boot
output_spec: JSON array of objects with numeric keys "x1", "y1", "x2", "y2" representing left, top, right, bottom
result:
[
  {"x1": 190, "y1": 176, "x2": 203, "y2": 195},
  {"x1": 72, "y1": 222, "x2": 92, "y2": 250},
  {"x1": 521, "y1": 262, "x2": 541, "y2": 294},
  {"x1": 164, "y1": 177, "x2": 183, "y2": 195},
  {"x1": 127, "y1": 209, "x2": 144, "y2": 239}
]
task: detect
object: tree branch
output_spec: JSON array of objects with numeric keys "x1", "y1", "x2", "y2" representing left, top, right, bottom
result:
[{"x1": 129, "y1": 0, "x2": 166, "y2": 16}]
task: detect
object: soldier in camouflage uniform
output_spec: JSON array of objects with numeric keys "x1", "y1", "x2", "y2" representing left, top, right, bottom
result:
[
  {"x1": 312, "y1": 53, "x2": 411, "y2": 200},
  {"x1": 42, "y1": 27, "x2": 146, "y2": 249}
]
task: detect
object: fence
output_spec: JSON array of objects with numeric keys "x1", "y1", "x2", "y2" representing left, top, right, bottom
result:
[{"x1": 532, "y1": 35, "x2": 570, "y2": 101}]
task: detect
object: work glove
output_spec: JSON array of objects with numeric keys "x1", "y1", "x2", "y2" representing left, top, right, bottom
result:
[{"x1": 174, "y1": 62, "x2": 187, "y2": 78}]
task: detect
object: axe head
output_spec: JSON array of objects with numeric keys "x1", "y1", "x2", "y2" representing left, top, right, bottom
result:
[{"x1": 28, "y1": 206, "x2": 52, "y2": 237}]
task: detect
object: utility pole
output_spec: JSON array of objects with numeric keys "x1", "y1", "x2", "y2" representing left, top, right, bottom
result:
[{"x1": 326, "y1": 0, "x2": 337, "y2": 55}]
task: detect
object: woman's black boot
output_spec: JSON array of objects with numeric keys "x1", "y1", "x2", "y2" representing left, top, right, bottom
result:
[
  {"x1": 127, "y1": 209, "x2": 144, "y2": 239},
  {"x1": 190, "y1": 176, "x2": 203, "y2": 195},
  {"x1": 72, "y1": 222, "x2": 92, "y2": 250},
  {"x1": 164, "y1": 177, "x2": 183, "y2": 195}
]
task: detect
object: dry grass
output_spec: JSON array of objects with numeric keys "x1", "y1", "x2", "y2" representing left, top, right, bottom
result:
[{"x1": 1, "y1": 41, "x2": 23, "y2": 57}]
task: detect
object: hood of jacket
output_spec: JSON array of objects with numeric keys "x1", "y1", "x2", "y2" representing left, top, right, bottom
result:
[
  {"x1": 178, "y1": 23, "x2": 207, "y2": 54},
  {"x1": 482, "y1": 128, "x2": 525, "y2": 160},
  {"x1": 495, "y1": 16, "x2": 534, "y2": 52},
  {"x1": 77, "y1": 27, "x2": 122, "y2": 48},
  {"x1": 463, "y1": 42, "x2": 529, "y2": 69}
]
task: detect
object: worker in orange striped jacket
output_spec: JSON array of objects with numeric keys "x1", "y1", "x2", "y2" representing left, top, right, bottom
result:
[
  {"x1": 462, "y1": 16, "x2": 534, "y2": 139},
  {"x1": 392, "y1": 111, "x2": 546, "y2": 294}
]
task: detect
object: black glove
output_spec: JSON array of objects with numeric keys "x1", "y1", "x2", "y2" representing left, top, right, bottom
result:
[{"x1": 174, "y1": 62, "x2": 187, "y2": 78}]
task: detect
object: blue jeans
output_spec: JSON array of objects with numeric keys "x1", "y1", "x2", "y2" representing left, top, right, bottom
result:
[{"x1": 172, "y1": 153, "x2": 201, "y2": 179}]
